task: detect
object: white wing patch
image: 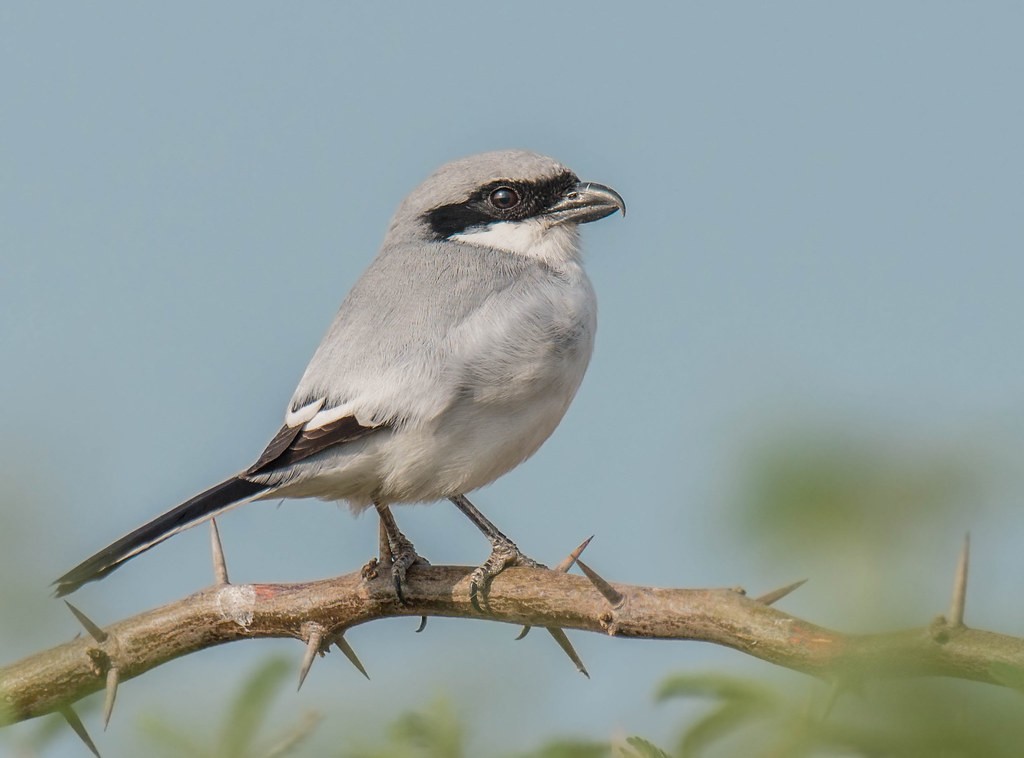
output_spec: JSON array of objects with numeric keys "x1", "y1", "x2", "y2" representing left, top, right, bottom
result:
[
  {"x1": 304, "y1": 402, "x2": 361, "y2": 430},
  {"x1": 285, "y1": 398, "x2": 325, "y2": 427},
  {"x1": 286, "y1": 399, "x2": 366, "y2": 431}
]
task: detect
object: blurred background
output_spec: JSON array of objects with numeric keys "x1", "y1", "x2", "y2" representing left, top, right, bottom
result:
[{"x1": 3, "y1": 3, "x2": 1024, "y2": 756}]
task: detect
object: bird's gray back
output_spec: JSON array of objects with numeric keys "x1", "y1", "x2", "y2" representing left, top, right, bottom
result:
[{"x1": 291, "y1": 239, "x2": 553, "y2": 425}]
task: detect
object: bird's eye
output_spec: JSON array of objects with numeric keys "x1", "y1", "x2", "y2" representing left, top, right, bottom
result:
[{"x1": 488, "y1": 187, "x2": 521, "y2": 210}]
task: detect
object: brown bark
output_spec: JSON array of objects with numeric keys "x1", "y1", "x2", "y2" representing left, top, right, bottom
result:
[{"x1": 3, "y1": 560, "x2": 1023, "y2": 727}]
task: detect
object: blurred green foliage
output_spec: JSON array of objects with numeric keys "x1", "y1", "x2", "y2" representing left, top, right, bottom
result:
[
  {"x1": 10, "y1": 658, "x2": 1024, "y2": 757},
  {"x1": 655, "y1": 671, "x2": 1024, "y2": 758},
  {"x1": 0, "y1": 709, "x2": 72, "y2": 756},
  {"x1": 990, "y1": 662, "x2": 1024, "y2": 694},
  {"x1": 728, "y1": 425, "x2": 995, "y2": 631},
  {"x1": 138, "y1": 656, "x2": 321, "y2": 758},
  {"x1": 340, "y1": 698, "x2": 464, "y2": 758},
  {"x1": 735, "y1": 429, "x2": 979, "y2": 555},
  {"x1": 122, "y1": 663, "x2": 1024, "y2": 757}
]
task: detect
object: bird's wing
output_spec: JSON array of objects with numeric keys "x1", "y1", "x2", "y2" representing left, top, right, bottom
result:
[
  {"x1": 245, "y1": 413, "x2": 384, "y2": 476},
  {"x1": 296, "y1": 243, "x2": 532, "y2": 396},
  {"x1": 246, "y1": 242, "x2": 536, "y2": 474}
]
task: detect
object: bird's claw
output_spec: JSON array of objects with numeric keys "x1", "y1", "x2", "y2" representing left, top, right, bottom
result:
[
  {"x1": 469, "y1": 538, "x2": 543, "y2": 609},
  {"x1": 389, "y1": 540, "x2": 429, "y2": 605}
]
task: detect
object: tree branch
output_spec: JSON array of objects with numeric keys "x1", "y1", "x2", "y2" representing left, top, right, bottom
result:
[{"x1": 4, "y1": 557, "x2": 1024, "y2": 728}]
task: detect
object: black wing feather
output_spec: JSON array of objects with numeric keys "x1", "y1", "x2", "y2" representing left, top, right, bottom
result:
[{"x1": 245, "y1": 414, "x2": 384, "y2": 476}]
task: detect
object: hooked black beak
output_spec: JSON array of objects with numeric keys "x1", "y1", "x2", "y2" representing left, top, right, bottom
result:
[{"x1": 544, "y1": 181, "x2": 626, "y2": 225}]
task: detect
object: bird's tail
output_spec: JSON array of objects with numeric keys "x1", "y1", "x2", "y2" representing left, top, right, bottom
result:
[{"x1": 54, "y1": 476, "x2": 268, "y2": 597}]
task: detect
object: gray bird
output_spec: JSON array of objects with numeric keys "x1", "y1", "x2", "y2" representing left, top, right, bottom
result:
[{"x1": 55, "y1": 150, "x2": 625, "y2": 600}]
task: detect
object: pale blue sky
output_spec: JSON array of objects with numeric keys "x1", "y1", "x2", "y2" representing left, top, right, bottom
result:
[{"x1": 3, "y1": 3, "x2": 1024, "y2": 755}]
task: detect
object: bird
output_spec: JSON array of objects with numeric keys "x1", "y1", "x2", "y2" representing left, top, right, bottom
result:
[{"x1": 54, "y1": 149, "x2": 625, "y2": 600}]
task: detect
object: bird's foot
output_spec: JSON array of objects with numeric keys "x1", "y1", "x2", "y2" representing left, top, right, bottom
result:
[
  {"x1": 372, "y1": 503, "x2": 430, "y2": 604},
  {"x1": 388, "y1": 533, "x2": 430, "y2": 605},
  {"x1": 469, "y1": 537, "x2": 543, "y2": 609}
]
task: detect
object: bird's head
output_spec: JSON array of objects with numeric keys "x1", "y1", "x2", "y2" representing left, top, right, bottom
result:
[{"x1": 392, "y1": 150, "x2": 625, "y2": 264}]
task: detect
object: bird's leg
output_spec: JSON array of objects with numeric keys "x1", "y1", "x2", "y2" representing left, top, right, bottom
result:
[
  {"x1": 377, "y1": 518, "x2": 392, "y2": 566},
  {"x1": 373, "y1": 502, "x2": 428, "y2": 604},
  {"x1": 359, "y1": 518, "x2": 390, "y2": 580},
  {"x1": 449, "y1": 493, "x2": 543, "y2": 605}
]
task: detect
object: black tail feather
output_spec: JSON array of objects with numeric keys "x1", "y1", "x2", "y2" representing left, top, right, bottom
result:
[{"x1": 54, "y1": 477, "x2": 267, "y2": 597}]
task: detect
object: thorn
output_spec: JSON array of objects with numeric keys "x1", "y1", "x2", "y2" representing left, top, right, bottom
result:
[
  {"x1": 60, "y1": 706, "x2": 101, "y2": 757},
  {"x1": 102, "y1": 668, "x2": 119, "y2": 730},
  {"x1": 756, "y1": 579, "x2": 808, "y2": 606},
  {"x1": 816, "y1": 676, "x2": 863, "y2": 720},
  {"x1": 415, "y1": 616, "x2": 427, "y2": 633},
  {"x1": 334, "y1": 636, "x2": 370, "y2": 680},
  {"x1": 63, "y1": 601, "x2": 108, "y2": 643},
  {"x1": 821, "y1": 680, "x2": 842, "y2": 719},
  {"x1": 950, "y1": 532, "x2": 970, "y2": 627},
  {"x1": 517, "y1": 536, "x2": 595, "y2": 640},
  {"x1": 576, "y1": 560, "x2": 624, "y2": 608},
  {"x1": 210, "y1": 519, "x2": 230, "y2": 585},
  {"x1": 515, "y1": 542, "x2": 591, "y2": 677},
  {"x1": 546, "y1": 627, "x2": 589, "y2": 678},
  {"x1": 554, "y1": 535, "x2": 594, "y2": 573},
  {"x1": 297, "y1": 627, "x2": 323, "y2": 691}
]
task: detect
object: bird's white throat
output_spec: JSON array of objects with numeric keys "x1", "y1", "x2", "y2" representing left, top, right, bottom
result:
[{"x1": 451, "y1": 219, "x2": 580, "y2": 265}]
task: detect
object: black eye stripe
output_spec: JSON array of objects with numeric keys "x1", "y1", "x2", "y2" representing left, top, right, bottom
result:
[{"x1": 425, "y1": 171, "x2": 578, "y2": 240}]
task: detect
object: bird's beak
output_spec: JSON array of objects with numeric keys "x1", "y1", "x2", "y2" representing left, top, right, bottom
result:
[{"x1": 544, "y1": 181, "x2": 626, "y2": 225}]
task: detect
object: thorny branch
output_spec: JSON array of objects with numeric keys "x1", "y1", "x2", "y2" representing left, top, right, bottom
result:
[{"x1": 2, "y1": 534, "x2": 1023, "y2": 752}]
